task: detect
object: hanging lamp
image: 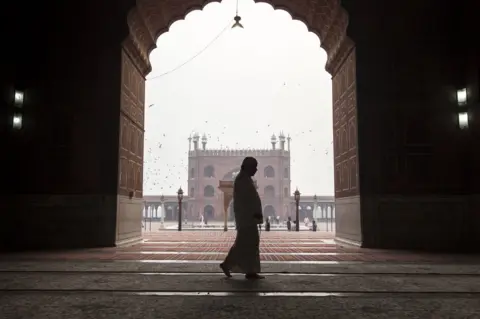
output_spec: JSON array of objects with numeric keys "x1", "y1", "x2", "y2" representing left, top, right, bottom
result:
[{"x1": 232, "y1": 0, "x2": 244, "y2": 29}]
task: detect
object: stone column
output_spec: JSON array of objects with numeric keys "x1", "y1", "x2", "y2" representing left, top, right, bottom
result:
[
  {"x1": 223, "y1": 194, "x2": 229, "y2": 231},
  {"x1": 148, "y1": 206, "x2": 152, "y2": 232},
  {"x1": 322, "y1": 205, "x2": 326, "y2": 231},
  {"x1": 159, "y1": 202, "x2": 165, "y2": 228},
  {"x1": 313, "y1": 197, "x2": 318, "y2": 221},
  {"x1": 218, "y1": 181, "x2": 234, "y2": 232}
]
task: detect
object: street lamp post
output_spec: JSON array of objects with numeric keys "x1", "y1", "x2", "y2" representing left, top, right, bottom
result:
[
  {"x1": 143, "y1": 203, "x2": 147, "y2": 230},
  {"x1": 294, "y1": 188, "x2": 300, "y2": 232},
  {"x1": 159, "y1": 195, "x2": 165, "y2": 229},
  {"x1": 177, "y1": 187, "x2": 183, "y2": 231},
  {"x1": 148, "y1": 205, "x2": 152, "y2": 232}
]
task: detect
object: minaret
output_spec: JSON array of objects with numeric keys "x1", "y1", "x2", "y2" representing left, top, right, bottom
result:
[
  {"x1": 193, "y1": 132, "x2": 200, "y2": 150},
  {"x1": 201, "y1": 133, "x2": 207, "y2": 150},
  {"x1": 188, "y1": 135, "x2": 192, "y2": 151},
  {"x1": 271, "y1": 134, "x2": 277, "y2": 150},
  {"x1": 287, "y1": 134, "x2": 291, "y2": 151},
  {"x1": 279, "y1": 131, "x2": 286, "y2": 150}
]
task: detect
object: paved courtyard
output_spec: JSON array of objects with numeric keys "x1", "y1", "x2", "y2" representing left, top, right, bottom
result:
[
  {"x1": 2, "y1": 231, "x2": 479, "y2": 263},
  {"x1": 1, "y1": 231, "x2": 480, "y2": 318}
]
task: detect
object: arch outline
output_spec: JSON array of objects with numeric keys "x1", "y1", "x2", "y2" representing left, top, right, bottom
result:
[{"x1": 125, "y1": 0, "x2": 354, "y2": 76}]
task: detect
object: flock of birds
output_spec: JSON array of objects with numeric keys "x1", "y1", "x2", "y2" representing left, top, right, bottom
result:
[
  {"x1": 143, "y1": 120, "x2": 334, "y2": 194},
  {"x1": 137, "y1": 0, "x2": 335, "y2": 194},
  {"x1": 143, "y1": 28, "x2": 332, "y2": 194}
]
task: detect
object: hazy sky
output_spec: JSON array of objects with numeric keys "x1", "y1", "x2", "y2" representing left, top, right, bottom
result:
[{"x1": 144, "y1": 0, "x2": 333, "y2": 196}]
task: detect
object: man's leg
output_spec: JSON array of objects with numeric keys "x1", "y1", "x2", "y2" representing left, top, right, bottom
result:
[
  {"x1": 220, "y1": 262, "x2": 232, "y2": 277},
  {"x1": 220, "y1": 243, "x2": 235, "y2": 278},
  {"x1": 245, "y1": 227, "x2": 264, "y2": 280}
]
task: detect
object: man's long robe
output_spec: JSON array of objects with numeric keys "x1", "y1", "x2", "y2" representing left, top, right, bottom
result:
[{"x1": 223, "y1": 172, "x2": 262, "y2": 274}]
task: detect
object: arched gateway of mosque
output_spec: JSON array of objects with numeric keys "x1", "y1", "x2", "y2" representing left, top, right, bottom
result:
[{"x1": 4, "y1": 0, "x2": 479, "y2": 252}]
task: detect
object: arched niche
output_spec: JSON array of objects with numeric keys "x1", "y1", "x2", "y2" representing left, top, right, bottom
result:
[
  {"x1": 264, "y1": 185, "x2": 275, "y2": 197},
  {"x1": 264, "y1": 166, "x2": 275, "y2": 178},
  {"x1": 204, "y1": 165, "x2": 215, "y2": 178},
  {"x1": 204, "y1": 205, "x2": 215, "y2": 220},
  {"x1": 264, "y1": 205, "x2": 276, "y2": 218},
  {"x1": 204, "y1": 185, "x2": 215, "y2": 197}
]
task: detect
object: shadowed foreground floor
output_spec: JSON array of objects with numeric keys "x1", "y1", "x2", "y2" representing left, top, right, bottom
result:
[{"x1": 1, "y1": 231, "x2": 480, "y2": 318}]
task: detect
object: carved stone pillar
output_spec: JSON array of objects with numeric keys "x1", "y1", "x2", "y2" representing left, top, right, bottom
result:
[{"x1": 218, "y1": 181, "x2": 234, "y2": 232}]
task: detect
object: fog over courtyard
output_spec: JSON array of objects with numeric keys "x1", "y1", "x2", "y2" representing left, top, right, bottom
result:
[{"x1": 144, "y1": 0, "x2": 333, "y2": 196}]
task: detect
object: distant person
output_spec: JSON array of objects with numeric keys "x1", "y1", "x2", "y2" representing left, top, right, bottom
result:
[
  {"x1": 287, "y1": 217, "x2": 292, "y2": 231},
  {"x1": 304, "y1": 217, "x2": 310, "y2": 227},
  {"x1": 265, "y1": 217, "x2": 271, "y2": 231},
  {"x1": 220, "y1": 157, "x2": 264, "y2": 280},
  {"x1": 311, "y1": 220, "x2": 317, "y2": 232}
]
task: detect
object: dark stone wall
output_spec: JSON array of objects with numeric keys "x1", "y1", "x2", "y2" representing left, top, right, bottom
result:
[
  {"x1": 464, "y1": 0, "x2": 480, "y2": 248},
  {"x1": 345, "y1": 0, "x2": 479, "y2": 251},
  {"x1": 1, "y1": 2, "x2": 131, "y2": 250}
]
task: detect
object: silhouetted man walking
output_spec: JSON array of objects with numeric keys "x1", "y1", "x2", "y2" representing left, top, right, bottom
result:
[{"x1": 220, "y1": 157, "x2": 264, "y2": 280}]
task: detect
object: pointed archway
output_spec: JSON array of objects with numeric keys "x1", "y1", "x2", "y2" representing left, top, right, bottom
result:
[{"x1": 121, "y1": 0, "x2": 358, "y2": 246}]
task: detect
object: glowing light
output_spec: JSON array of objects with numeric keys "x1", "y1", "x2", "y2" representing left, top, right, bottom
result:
[
  {"x1": 456, "y1": 88, "x2": 467, "y2": 106},
  {"x1": 458, "y1": 112, "x2": 469, "y2": 129},
  {"x1": 14, "y1": 90, "x2": 24, "y2": 106},
  {"x1": 12, "y1": 114, "x2": 22, "y2": 129}
]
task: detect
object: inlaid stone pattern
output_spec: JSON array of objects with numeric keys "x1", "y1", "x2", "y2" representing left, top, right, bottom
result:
[
  {"x1": 119, "y1": 50, "x2": 145, "y2": 198},
  {"x1": 332, "y1": 49, "x2": 358, "y2": 198}
]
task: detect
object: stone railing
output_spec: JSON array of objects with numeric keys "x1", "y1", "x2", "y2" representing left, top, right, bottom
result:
[{"x1": 189, "y1": 149, "x2": 290, "y2": 157}]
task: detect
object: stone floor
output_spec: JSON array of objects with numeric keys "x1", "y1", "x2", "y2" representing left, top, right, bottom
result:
[
  {"x1": 2, "y1": 231, "x2": 477, "y2": 263},
  {"x1": 1, "y1": 231, "x2": 480, "y2": 318}
]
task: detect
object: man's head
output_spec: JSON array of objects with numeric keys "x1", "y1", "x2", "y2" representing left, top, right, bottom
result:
[{"x1": 241, "y1": 157, "x2": 258, "y2": 177}]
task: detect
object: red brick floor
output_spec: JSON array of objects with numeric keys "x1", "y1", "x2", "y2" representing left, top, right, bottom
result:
[{"x1": 1, "y1": 231, "x2": 477, "y2": 262}]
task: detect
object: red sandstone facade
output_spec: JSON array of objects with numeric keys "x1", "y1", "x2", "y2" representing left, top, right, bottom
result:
[{"x1": 187, "y1": 133, "x2": 291, "y2": 220}]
